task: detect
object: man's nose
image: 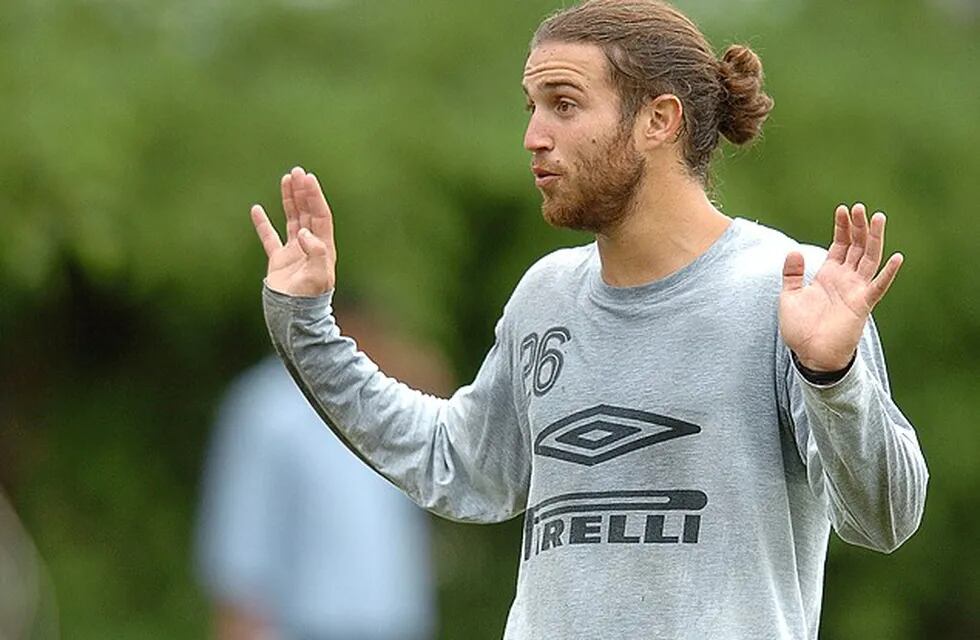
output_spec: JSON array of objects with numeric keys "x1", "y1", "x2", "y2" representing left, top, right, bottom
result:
[{"x1": 523, "y1": 115, "x2": 554, "y2": 153}]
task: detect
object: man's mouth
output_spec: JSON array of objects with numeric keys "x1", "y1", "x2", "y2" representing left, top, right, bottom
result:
[{"x1": 532, "y1": 166, "x2": 561, "y2": 187}]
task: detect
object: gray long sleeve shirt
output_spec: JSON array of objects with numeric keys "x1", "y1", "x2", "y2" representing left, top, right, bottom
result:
[{"x1": 263, "y1": 217, "x2": 928, "y2": 640}]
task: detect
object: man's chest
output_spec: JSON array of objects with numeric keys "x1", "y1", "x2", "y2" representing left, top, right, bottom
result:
[
  {"x1": 512, "y1": 310, "x2": 794, "y2": 566},
  {"x1": 514, "y1": 307, "x2": 778, "y2": 445}
]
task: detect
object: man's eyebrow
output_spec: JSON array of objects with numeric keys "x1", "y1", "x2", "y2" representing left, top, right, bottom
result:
[
  {"x1": 543, "y1": 80, "x2": 585, "y2": 92},
  {"x1": 522, "y1": 80, "x2": 586, "y2": 95}
]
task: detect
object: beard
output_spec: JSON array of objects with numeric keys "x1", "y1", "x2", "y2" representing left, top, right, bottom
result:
[{"x1": 540, "y1": 125, "x2": 645, "y2": 234}]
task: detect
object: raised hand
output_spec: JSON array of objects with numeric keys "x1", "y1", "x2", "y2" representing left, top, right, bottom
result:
[
  {"x1": 251, "y1": 166, "x2": 337, "y2": 297},
  {"x1": 779, "y1": 203, "x2": 904, "y2": 373}
]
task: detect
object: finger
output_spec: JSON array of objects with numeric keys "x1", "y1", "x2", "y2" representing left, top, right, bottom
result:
[
  {"x1": 250, "y1": 204, "x2": 283, "y2": 258},
  {"x1": 844, "y1": 203, "x2": 867, "y2": 268},
  {"x1": 867, "y1": 252, "x2": 904, "y2": 308},
  {"x1": 858, "y1": 211, "x2": 886, "y2": 280},
  {"x1": 291, "y1": 166, "x2": 312, "y2": 233},
  {"x1": 781, "y1": 251, "x2": 806, "y2": 293},
  {"x1": 306, "y1": 172, "x2": 335, "y2": 245},
  {"x1": 827, "y1": 204, "x2": 850, "y2": 263},
  {"x1": 281, "y1": 173, "x2": 300, "y2": 242}
]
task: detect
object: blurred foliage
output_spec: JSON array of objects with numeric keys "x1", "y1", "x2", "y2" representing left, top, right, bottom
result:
[{"x1": 0, "y1": 0, "x2": 978, "y2": 638}]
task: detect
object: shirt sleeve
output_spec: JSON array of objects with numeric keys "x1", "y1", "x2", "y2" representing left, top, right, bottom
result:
[
  {"x1": 778, "y1": 316, "x2": 929, "y2": 553},
  {"x1": 261, "y1": 284, "x2": 531, "y2": 524}
]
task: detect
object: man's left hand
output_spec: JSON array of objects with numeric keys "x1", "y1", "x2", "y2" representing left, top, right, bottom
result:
[{"x1": 779, "y1": 203, "x2": 904, "y2": 373}]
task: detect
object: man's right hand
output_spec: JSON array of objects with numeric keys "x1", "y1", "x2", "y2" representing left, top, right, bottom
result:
[{"x1": 251, "y1": 166, "x2": 337, "y2": 297}]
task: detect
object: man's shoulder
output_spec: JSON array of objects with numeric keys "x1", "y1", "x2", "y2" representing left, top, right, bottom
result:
[
  {"x1": 732, "y1": 217, "x2": 828, "y2": 278},
  {"x1": 494, "y1": 244, "x2": 594, "y2": 324},
  {"x1": 525, "y1": 242, "x2": 595, "y2": 275},
  {"x1": 513, "y1": 243, "x2": 595, "y2": 295}
]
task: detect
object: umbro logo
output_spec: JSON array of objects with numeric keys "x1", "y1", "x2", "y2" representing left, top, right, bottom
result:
[{"x1": 533, "y1": 404, "x2": 701, "y2": 466}]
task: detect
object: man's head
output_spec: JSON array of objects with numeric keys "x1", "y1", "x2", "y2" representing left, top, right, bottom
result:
[{"x1": 522, "y1": 0, "x2": 774, "y2": 233}]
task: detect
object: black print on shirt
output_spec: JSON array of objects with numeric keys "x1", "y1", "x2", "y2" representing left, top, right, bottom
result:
[
  {"x1": 520, "y1": 327, "x2": 571, "y2": 397},
  {"x1": 534, "y1": 404, "x2": 701, "y2": 466},
  {"x1": 522, "y1": 489, "x2": 708, "y2": 561}
]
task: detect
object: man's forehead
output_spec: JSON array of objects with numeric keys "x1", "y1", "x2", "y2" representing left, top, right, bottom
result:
[{"x1": 522, "y1": 41, "x2": 610, "y2": 92}]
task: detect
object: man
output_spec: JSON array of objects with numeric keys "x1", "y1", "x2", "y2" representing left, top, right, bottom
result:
[{"x1": 249, "y1": 1, "x2": 928, "y2": 638}]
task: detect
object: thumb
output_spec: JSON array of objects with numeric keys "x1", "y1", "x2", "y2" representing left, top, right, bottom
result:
[
  {"x1": 782, "y1": 251, "x2": 805, "y2": 293},
  {"x1": 298, "y1": 228, "x2": 328, "y2": 263}
]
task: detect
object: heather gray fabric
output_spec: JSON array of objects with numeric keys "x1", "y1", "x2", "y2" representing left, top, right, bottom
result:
[{"x1": 263, "y1": 217, "x2": 928, "y2": 640}]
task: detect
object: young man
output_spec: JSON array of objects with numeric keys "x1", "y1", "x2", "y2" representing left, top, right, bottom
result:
[{"x1": 250, "y1": 1, "x2": 928, "y2": 638}]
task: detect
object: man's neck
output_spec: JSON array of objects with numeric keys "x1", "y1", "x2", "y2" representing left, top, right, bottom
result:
[{"x1": 594, "y1": 173, "x2": 731, "y2": 287}]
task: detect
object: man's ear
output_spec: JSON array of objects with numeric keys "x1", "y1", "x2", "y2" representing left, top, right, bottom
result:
[{"x1": 634, "y1": 94, "x2": 684, "y2": 151}]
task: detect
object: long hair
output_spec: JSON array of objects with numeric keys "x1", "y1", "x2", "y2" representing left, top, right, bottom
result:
[{"x1": 533, "y1": 0, "x2": 774, "y2": 181}]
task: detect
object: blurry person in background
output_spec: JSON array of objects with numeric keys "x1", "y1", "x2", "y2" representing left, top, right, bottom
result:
[{"x1": 195, "y1": 300, "x2": 453, "y2": 640}]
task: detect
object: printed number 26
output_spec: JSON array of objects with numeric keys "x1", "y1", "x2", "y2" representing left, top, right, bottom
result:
[{"x1": 520, "y1": 327, "x2": 571, "y2": 397}]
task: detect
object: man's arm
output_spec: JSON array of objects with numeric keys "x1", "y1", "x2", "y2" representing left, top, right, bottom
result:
[
  {"x1": 777, "y1": 203, "x2": 928, "y2": 552},
  {"x1": 253, "y1": 167, "x2": 531, "y2": 523},
  {"x1": 779, "y1": 318, "x2": 928, "y2": 552}
]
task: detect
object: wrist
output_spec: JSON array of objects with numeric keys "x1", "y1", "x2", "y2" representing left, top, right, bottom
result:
[
  {"x1": 792, "y1": 351, "x2": 855, "y2": 385},
  {"x1": 793, "y1": 350, "x2": 854, "y2": 373},
  {"x1": 263, "y1": 279, "x2": 334, "y2": 301}
]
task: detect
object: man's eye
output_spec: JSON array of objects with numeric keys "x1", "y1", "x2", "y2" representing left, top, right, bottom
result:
[{"x1": 556, "y1": 100, "x2": 575, "y2": 114}]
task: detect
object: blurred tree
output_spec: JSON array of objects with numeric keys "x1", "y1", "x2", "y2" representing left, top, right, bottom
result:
[{"x1": 0, "y1": 0, "x2": 977, "y2": 638}]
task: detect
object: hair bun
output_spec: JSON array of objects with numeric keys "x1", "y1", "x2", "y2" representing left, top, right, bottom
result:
[{"x1": 718, "y1": 44, "x2": 774, "y2": 145}]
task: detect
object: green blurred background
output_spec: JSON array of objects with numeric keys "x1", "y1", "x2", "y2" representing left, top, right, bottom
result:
[{"x1": 1, "y1": 0, "x2": 978, "y2": 637}]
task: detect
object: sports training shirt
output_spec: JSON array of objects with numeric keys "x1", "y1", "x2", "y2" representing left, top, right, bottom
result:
[{"x1": 262, "y1": 217, "x2": 928, "y2": 640}]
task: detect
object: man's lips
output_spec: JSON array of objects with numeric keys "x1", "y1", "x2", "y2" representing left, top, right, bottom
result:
[{"x1": 532, "y1": 166, "x2": 561, "y2": 187}]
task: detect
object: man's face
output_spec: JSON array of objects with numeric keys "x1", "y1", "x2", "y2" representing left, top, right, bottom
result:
[{"x1": 522, "y1": 42, "x2": 645, "y2": 233}]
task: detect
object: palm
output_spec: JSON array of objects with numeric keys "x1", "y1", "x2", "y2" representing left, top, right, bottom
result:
[
  {"x1": 266, "y1": 237, "x2": 317, "y2": 292},
  {"x1": 250, "y1": 166, "x2": 337, "y2": 297},
  {"x1": 778, "y1": 204, "x2": 903, "y2": 372}
]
